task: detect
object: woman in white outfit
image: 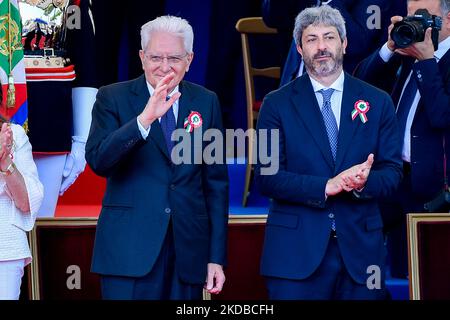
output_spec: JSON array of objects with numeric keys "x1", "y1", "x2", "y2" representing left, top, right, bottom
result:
[{"x1": 0, "y1": 118, "x2": 44, "y2": 300}]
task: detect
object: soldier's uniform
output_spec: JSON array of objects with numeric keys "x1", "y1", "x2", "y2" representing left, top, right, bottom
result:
[{"x1": 21, "y1": 0, "x2": 165, "y2": 216}]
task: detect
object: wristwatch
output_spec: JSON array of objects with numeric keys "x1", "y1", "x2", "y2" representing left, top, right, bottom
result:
[{"x1": 0, "y1": 162, "x2": 16, "y2": 176}]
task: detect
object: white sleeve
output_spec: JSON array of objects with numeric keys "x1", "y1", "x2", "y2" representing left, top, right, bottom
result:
[
  {"x1": 379, "y1": 43, "x2": 395, "y2": 63},
  {"x1": 9, "y1": 125, "x2": 44, "y2": 231},
  {"x1": 72, "y1": 87, "x2": 98, "y2": 140},
  {"x1": 137, "y1": 118, "x2": 151, "y2": 140}
]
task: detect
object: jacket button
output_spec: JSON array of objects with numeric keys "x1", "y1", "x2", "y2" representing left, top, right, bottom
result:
[
  {"x1": 165, "y1": 208, "x2": 171, "y2": 214},
  {"x1": 170, "y1": 184, "x2": 176, "y2": 190},
  {"x1": 328, "y1": 213, "x2": 334, "y2": 219}
]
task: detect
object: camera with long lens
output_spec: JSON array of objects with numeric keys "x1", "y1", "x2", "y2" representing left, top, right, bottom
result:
[{"x1": 391, "y1": 9, "x2": 442, "y2": 51}]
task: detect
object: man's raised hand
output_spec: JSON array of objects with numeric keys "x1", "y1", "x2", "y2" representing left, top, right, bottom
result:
[{"x1": 138, "y1": 73, "x2": 181, "y2": 129}]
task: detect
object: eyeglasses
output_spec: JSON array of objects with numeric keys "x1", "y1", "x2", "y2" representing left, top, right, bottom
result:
[{"x1": 144, "y1": 52, "x2": 188, "y2": 65}]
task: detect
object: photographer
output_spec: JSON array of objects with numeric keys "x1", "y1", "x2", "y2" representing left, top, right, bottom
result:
[{"x1": 354, "y1": 0, "x2": 450, "y2": 279}]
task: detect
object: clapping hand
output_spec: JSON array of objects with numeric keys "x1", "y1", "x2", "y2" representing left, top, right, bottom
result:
[
  {"x1": 341, "y1": 154, "x2": 374, "y2": 191},
  {"x1": 325, "y1": 154, "x2": 374, "y2": 196}
]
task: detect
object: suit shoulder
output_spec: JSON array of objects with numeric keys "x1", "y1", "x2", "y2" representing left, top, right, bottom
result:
[
  {"x1": 347, "y1": 74, "x2": 392, "y2": 101},
  {"x1": 264, "y1": 79, "x2": 297, "y2": 102},
  {"x1": 182, "y1": 80, "x2": 217, "y2": 98},
  {"x1": 97, "y1": 76, "x2": 142, "y2": 96}
]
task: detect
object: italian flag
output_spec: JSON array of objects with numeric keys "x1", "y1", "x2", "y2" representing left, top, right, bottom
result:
[{"x1": 0, "y1": 0, "x2": 27, "y2": 127}]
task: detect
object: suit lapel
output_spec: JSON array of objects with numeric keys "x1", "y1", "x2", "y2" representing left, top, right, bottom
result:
[
  {"x1": 130, "y1": 75, "x2": 170, "y2": 160},
  {"x1": 177, "y1": 81, "x2": 195, "y2": 130},
  {"x1": 334, "y1": 75, "x2": 363, "y2": 170},
  {"x1": 291, "y1": 75, "x2": 335, "y2": 168},
  {"x1": 412, "y1": 49, "x2": 450, "y2": 125}
]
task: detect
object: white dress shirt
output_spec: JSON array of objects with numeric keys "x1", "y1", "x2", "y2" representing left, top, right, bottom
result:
[
  {"x1": 309, "y1": 70, "x2": 345, "y2": 129},
  {"x1": 0, "y1": 124, "x2": 44, "y2": 265},
  {"x1": 379, "y1": 36, "x2": 450, "y2": 162},
  {"x1": 137, "y1": 82, "x2": 180, "y2": 140}
]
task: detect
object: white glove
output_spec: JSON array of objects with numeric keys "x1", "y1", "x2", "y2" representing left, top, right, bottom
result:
[
  {"x1": 58, "y1": 87, "x2": 96, "y2": 195},
  {"x1": 59, "y1": 136, "x2": 87, "y2": 195}
]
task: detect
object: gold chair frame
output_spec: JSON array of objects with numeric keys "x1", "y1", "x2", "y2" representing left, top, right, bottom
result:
[
  {"x1": 235, "y1": 17, "x2": 280, "y2": 206},
  {"x1": 407, "y1": 213, "x2": 450, "y2": 300},
  {"x1": 29, "y1": 217, "x2": 98, "y2": 300}
]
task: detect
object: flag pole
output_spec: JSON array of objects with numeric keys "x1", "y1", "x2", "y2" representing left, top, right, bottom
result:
[{"x1": 7, "y1": 0, "x2": 16, "y2": 109}]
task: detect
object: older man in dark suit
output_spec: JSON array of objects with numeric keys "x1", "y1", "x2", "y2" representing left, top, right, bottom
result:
[
  {"x1": 255, "y1": 5, "x2": 402, "y2": 299},
  {"x1": 86, "y1": 15, "x2": 229, "y2": 300}
]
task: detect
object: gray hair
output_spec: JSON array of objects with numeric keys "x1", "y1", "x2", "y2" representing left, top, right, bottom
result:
[
  {"x1": 407, "y1": 0, "x2": 450, "y2": 16},
  {"x1": 293, "y1": 5, "x2": 346, "y2": 47},
  {"x1": 440, "y1": 0, "x2": 450, "y2": 15},
  {"x1": 140, "y1": 15, "x2": 194, "y2": 53}
]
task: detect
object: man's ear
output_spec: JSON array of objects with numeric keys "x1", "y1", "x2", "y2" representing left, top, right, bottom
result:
[
  {"x1": 342, "y1": 37, "x2": 348, "y2": 54},
  {"x1": 296, "y1": 43, "x2": 303, "y2": 56},
  {"x1": 139, "y1": 50, "x2": 145, "y2": 69},
  {"x1": 446, "y1": 11, "x2": 450, "y2": 30},
  {"x1": 186, "y1": 52, "x2": 194, "y2": 72}
]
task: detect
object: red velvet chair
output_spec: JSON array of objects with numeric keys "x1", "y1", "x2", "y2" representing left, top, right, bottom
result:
[{"x1": 407, "y1": 213, "x2": 450, "y2": 300}]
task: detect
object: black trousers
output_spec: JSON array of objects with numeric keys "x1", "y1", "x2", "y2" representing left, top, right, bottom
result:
[
  {"x1": 100, "y1": 222, "x2": 203, "y2": 300},
  {"x1": 265, "y1": 236, "x2": 387, "y2": 300}
]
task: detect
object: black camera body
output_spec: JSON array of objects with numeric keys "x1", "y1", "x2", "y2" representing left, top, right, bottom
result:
[{"x1": 391, "y1": 9, "x2": 442, "y2": 51}]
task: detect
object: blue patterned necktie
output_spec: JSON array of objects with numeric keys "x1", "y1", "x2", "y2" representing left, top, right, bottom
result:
[
  {"x1": 320, "y1": 88, "x2": 337, "y2": 232},
  {"x1": 396, "y1": 74, "x2": 418, "y2": 137},
  {"x1": 160, "y1": 97, "x2": 176, "y2": 153},
  {"x1": 319, "y1": 88, "x2": 338, "y2": 162}
]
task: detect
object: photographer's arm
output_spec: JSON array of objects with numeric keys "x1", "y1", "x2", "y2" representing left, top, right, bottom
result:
[
  {"x1": 416, "y1": 61, "x2": 450, "y2": 128},
  {"x1": 353, "y1": 15, "x2": 403, "y2": 92},
  {"x1": 395, "y1": 27, "x2": 450, "y2": 128}
]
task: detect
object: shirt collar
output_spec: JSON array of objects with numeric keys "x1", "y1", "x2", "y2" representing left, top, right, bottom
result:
[
  {"x1": 435, "y1": 35, "x2": 450, "y2": 61},
  {"x1": 146, "y1": 81, "x2": 179, "y2": 98},
  {"x1": 309, "y1": 70, "x2": 345, "y2": 93}
]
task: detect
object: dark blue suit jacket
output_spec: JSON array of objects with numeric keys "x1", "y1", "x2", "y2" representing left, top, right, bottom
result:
[
  {"x1": 354, "y1": 48, "x2": 450, "y2": 200},
  {"x1": 86, "y1": 75, "x2": 229, "y2": 284},
  {"x1": 255, "y1": 73, "x2": 402, "y2": 283}
]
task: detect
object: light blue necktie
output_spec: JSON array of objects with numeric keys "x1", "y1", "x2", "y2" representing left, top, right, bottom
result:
[{"x1": 319, "y1": 88, "x2": 338, "y2": 162}]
